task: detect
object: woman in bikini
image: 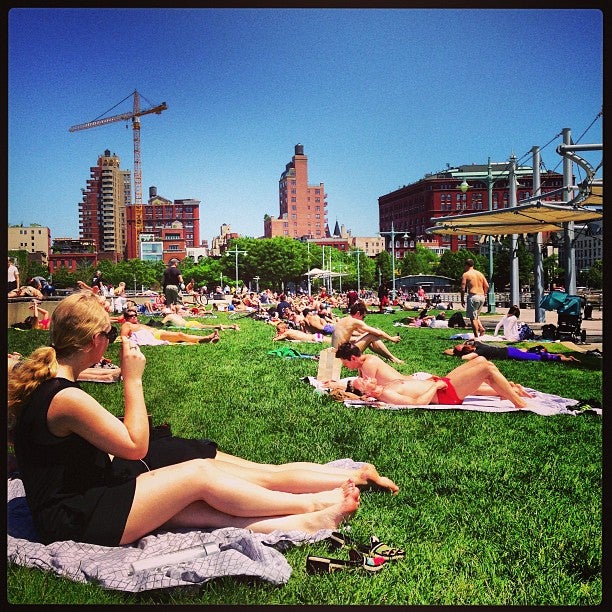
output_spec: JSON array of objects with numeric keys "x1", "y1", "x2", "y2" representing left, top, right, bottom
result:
[{"x1": 335, "y1": 342, "x2": 531, "y2": 409}]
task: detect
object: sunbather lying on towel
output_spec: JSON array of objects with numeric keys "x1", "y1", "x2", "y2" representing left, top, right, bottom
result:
[
  {"x1": 121, "y1": 309, "x2": 219, "y2": 345},
  {"x1": 444, "y1": 340, "x2": 580, "y2": 362},
  {"x1": 8, "y1": 291, "x2": 398, "y2": 548},
  {"x1": 334, "y1": 341, "x2": 532, "y2": 409},
  {"x1": 161, "y1": 311, "x2": 239, "y2": 332},
  {"x1": 272, "y1": 322, "x2": 331, "y2": 343},
  {"x1": 8, "y1": 352, "x2": 121, "y2": 383}
]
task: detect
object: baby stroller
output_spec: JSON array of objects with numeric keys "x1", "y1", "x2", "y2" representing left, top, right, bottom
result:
[{"x1": 539, "y1": 290, "x2": 586, "y2": 343}]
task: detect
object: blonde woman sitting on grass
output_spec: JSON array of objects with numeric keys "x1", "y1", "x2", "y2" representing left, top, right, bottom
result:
[{"x1": 8, "y1": 291, "x2": 398, "y2": 546}]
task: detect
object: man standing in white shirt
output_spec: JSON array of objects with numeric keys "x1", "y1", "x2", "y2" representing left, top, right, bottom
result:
[{"x1": 7, "y1": 257, "x2": 20, "y2": 294}]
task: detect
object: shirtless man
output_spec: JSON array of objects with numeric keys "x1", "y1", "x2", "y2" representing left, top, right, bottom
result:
[
  {"x1": 330, "y1": 301, "x2": 403, "y2": 363},
  {"x1": 302, "y1": 309, "x2": 337, "y2": 335},
  {"x1": 460, "y1": 259, "x2": 489, "y2": 337},
  {"x1": 335, "y1": 342, "x2": 530, "y2": 409},
  {"x1": 272, "y1": 321, "x2": 332, "y2": 343}
]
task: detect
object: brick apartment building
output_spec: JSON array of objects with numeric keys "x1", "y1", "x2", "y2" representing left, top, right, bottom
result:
[
  {"x1": 378, "y1": 163, "x2": 566, "y2": 259},
  {"x1": 125, "y1": 186, "x2": 201, "y2": 262},
  {"x1": 264, "y1": 144, "x2": 329, "y2": 239}
]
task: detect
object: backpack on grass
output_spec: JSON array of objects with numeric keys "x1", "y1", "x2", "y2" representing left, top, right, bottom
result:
[
  {"x1": 518, "y1": 322, "x2": 536, "y2": 341},
  {"x1": 541, "y1": 324, "x2": 557, "y2": 340},
  {"x1": 448, "y1": 312, "x2": 468, "y2": 328}
]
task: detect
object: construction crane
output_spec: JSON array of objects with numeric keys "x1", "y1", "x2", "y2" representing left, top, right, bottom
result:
[{"x1": 69, "y1": 90, "x2": 167, "y2": 234}]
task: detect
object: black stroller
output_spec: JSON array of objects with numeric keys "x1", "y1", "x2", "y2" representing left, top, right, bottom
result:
[{"x1": 539, "y1": 290, "x2": 586, "y2": 343}]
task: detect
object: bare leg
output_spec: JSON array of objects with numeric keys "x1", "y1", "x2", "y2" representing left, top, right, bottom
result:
[
  {"x1": 214, "y1": 452, "x2": 399, "y2": 494},
  {"x1": 162, "y1": 492, "x2": 359, "y2": 535},
  {"x1": 159, "y1": 330, "x2": 219, "y2": 343},
  {"x1": 120, "y1": 459, "x2": 359, "y2": 544},
  {"x1": 472, "y1": 381, "x2": 534, "y2": 398},
  {"x1": 445, "y1": 357, "x2": 528, "y2": 408},
  {"x1": 357, "y1": 335, "x2": 403, "y2": 364}
]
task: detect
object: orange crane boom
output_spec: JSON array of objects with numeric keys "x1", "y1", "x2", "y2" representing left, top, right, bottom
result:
[{"x1": 69, "y1": 90, "x2": 167, "y2": 234}]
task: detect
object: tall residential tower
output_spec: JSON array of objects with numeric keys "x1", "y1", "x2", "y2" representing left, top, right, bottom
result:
[
  {"x1": 78, "y1": 149, "x2": 130, "y2": 262},
  {"x1": 264, "y1": 144, "x2": 329, "y2": 239}
]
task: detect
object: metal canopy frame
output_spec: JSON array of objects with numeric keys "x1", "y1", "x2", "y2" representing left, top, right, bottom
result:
[{"x1": 427, "y1": 201, "x2": 602, "y2": 237}]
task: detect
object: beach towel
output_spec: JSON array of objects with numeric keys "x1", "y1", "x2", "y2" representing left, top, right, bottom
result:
[
  {"x1": 304, "y1": 377, "x2": 597, "y2": 417},
  {"x1": 267, "y1": 346, "x2": 317, "y2": 359},
  {"x1": 8, "y1": 457, "x2": 364, "y2": 592}
]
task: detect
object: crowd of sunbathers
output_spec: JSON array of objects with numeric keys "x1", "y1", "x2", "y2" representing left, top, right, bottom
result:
[{"x1": 7, "y1": 279, "x2": 591, "y2": 558}]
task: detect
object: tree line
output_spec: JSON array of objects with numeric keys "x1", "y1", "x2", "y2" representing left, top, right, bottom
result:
[{"x1": 10, "y1": 235, "x2": 601, "y2": 294}]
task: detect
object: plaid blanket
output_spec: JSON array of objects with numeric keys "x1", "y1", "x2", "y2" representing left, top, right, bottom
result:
[{"x1": 8, "y1": 459, "x2": 366, "y2": 592}]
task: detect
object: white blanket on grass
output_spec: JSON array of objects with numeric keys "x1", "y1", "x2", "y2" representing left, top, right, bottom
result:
[
  {"x1": 306, "y1": 376, "x2": 591, "y2": 416},
  {"x1": 7, "y1": 458, "x2": 362, "y2": 592}
]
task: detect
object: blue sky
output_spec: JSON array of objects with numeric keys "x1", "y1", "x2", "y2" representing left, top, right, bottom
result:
[{"x1": 8, "y1": 7, "x2": 603, "y2": 245}]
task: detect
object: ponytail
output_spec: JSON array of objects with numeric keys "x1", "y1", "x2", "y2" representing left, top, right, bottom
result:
[{"x1": 8, "y1": 346, "x2": 58, "y2": 430}]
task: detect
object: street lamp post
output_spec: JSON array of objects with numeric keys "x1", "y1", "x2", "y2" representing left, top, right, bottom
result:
[
  {"x1": 228, "y1": 245, "x2": 247, "y2": 293},
  {"x1": 379, "y1": 221, "x2": 409, "y2": 301},
  {"x1": 306, "y1": 242, "x2": 311, "y2": 296},
  {"x1": 348, "y1": 249, "x2": 364, "y2": 293}
]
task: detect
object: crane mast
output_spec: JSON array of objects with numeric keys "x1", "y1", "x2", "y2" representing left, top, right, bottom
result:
[{"x1": 69, "y1": 90, "x2": 167, "y2": 236}]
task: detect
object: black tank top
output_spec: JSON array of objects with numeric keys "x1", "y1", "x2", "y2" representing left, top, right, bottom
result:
[{"x1": 14, "y1": 378, "x2": 115, "y2": 542}]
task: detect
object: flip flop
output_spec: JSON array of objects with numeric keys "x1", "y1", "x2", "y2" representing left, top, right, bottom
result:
[
  {"x1": 306, "y1": 550, "x2": 386, "y2": 574},
  {"x1": 327, "y1": 531, "x2": 405, "y2": 561}
]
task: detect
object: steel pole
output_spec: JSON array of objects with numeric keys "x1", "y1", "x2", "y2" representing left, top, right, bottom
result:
[
  {"x1": 509, "y1": 154, "x2": 520, "y2": 306},
  {"x1": 532, "y1": 146, "x2": 546, "y2": 322},
  {"x1": 486, "y1": 158, "x2": 496, "y2": 313},
  {"x1": 562, "y1": 127, "x2": 577, "y2": 294}
]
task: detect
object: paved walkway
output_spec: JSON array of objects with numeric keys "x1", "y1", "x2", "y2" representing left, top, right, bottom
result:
[{"x1": 480, "y1": 306, "x2": 603, "y2": 350}]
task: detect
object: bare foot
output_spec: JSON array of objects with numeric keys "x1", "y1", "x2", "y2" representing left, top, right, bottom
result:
[
  {"x1": 391, "y1": 357, "x2": 404, "y2": 364},
  {"x1": 311, "y1": 480, "x2": 358, "y2": 511},
  {"x1": 356, "y1": 464, "x2": 399, "y2": 494},
  {"x1": 301, "y1": 483, "x2": 361, "y2": 532},
  {"x1": 509, "y1": 382, "x2": 535, "y2": 398},
  {"x1": 511, "y1": 395, "x2": 529, "y2": 409}
]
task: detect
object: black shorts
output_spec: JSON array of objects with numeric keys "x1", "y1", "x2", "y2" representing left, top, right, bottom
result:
[{"x1": 81, "y1": 479, "x2": 137, "y2": 546}]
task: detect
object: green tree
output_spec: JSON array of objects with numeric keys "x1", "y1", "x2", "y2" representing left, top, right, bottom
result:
[
  {"x1": 398, "y1": 244, "x2": 440, "y2": 277},
  {"x1": 492, "y1": 237, "x2": 534, "y2": 288},
  {"x1": 437, "y1": 249, "x2": 486, "y2": 283},
  {"x1": 376, "y1": 250, "x2": 392, "y2": 286},
  {"x1": 585, "y1": 259, "x2": 602, "y2": 290}
]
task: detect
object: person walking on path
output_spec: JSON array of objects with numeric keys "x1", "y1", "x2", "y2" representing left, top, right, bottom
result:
[
  {"x1": 460, "y1": 258, "x2": 489, "y2": 338},
  {"x1": 162, "y1": 259, "x2": 184, "y2": 308}
]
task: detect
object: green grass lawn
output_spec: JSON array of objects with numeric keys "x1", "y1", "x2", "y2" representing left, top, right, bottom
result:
[{"x1": 7, "y1": 310, "x2": 602, "y2": 605}]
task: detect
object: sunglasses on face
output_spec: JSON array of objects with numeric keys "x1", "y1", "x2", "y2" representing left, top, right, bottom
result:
[
  {"x1": 100, "y1": 326, "x2": 119, "y2": 343},
  {"x1": 125, "y1": 312, "x2": 138, "y2": 318}
]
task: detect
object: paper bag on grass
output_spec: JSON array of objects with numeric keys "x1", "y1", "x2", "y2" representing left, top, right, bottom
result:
[{"x1": 317, "y1": 346, "x2": 342, "y2": 382}]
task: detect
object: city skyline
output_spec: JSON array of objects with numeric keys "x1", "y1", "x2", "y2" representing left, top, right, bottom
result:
[{"x1": 8, "y1": 8, "x2": 603, "y2": 246}]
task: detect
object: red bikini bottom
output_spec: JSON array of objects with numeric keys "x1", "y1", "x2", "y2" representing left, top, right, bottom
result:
[{"x1": 431, "y1": 376, "x2": 462, "y2": 405}]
